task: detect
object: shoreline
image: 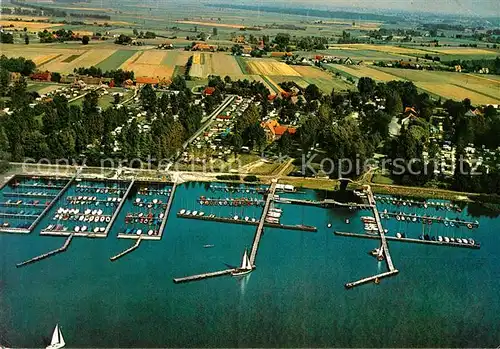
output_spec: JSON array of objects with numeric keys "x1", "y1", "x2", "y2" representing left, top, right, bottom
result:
[{"x1": 2, "y1": 163, "x2": 499, "y2": 210}]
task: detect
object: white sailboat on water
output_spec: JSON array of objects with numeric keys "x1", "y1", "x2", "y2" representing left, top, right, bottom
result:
[
  {"x1": 231, "y1": 249, "x2": 253, "y2": 276},
  {"x1": 46, "y1": 324, "x2": 65, "y2": 349}
]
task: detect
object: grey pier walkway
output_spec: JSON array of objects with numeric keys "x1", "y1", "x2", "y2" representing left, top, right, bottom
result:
[
  {"x1": 345, "y1": 270, "x2": 399, "y2": 289},
  {"x1": 16, "y1": 234, "x2": 74, "y2": 267},
  {"x1": 173, "y1": 269, "x2": 236, "y2": 284},
  {"x1": 334, "y1": 231, "x2": 481, "y2": 249},
  {"x1": 110, "y1": 237, "x2": 142, "y2": 261},
  {"x1": 172, "y1": 181, "x2": 278, "y2": 284},
  {"x1": 249, "y1": 180, "x2": 278, "y2": 266},
  {"x1": 276, "y1": 197, "x2": 372, "y2": 209}
]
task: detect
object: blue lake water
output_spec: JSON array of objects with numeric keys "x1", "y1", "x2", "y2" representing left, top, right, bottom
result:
[{"x1": 1, "y1": 181, "x2": 499, "y2": 347}]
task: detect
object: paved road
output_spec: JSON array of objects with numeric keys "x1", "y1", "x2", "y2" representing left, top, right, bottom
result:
[{"x1": 180, "y1": 95, "x2": 235, "y2": 152}]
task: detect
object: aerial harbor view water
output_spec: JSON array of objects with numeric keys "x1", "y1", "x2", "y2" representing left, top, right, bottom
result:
[
  {"x1": 0, "y1": 172, "x2": 499, "y2": 347},
  {"x1": 1, "y1": 0, "x2": 500, "y2": 347}
]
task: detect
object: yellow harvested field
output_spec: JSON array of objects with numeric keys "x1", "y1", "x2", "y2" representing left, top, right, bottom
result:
[
  {"x1": 0, "y1": 20, "x2": 62, "y2": 30},
  {"x1": 246, "y1": 59, "x2": 301, "y2": 76},
  {"x1": 209, "y1": 53, "x2": 242, "y2": 75},
  {"x1": 2, "y1": 15, "x2": 49, "y2": 21},
  {"x1": 189, "y1": 53, "x2": 242, "y2": 78},
  {"x1": 426, "y1": 47, "x2": 498, "y2": 55},
  {"x1": 174, "y1": 20, "x2": 245, "y2": 29},
  {"x1": 333, "y1": 65, "x2": 403, "y2": 82},
  {"x1": 120, "y1": 51, "x2": 173, "y2": 79},
  {"x1": 32, "y1": 54, "x2": 61, "y2": 66},
  {"x1": 416, "y1": 83, "x2": 499, "y2": 105},
  {"x1": 134, "y1": 51, "x2": 169, "y2": 65},
  {"x1": 43, "y1": 49, "x2": 115, "y2": 73},
  {"x1": 292, "y1": 65, "x2": 332, "y2": 79},
  {"x1": 328, "y1": 44, "x2": 429, "y2": 55}
]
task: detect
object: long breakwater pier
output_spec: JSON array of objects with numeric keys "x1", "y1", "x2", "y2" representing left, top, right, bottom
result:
[
  {"x1": 110, "y1": 237, "x2": 142, "y2": 261},
  {"x1": 16, "y1": 234, "x2": 74, "y2": 268},
  {"x1": 172, "y1": 181, "x2": 278, "y2": 284},
  {"x1": 343, "y1": 186, "x2": 399, "y2": 289},
  {"x1": 334, "y1": 231, "x2": 481, "y2": 249},
  {"x1": 276, "y1": 197, "x2": 372, "y2": 209},
  {"x1": 176, "y1": 213, "x2": 317, "y2": 232},
  {"x1": 249, "y1": 180, "x2": 277, "y2": 265}
]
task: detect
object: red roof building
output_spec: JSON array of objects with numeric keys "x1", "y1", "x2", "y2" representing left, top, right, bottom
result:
[
  {"x1": 30, "y1": 71, "x2": 52, "y2": 82},
  {"x1": 203, "y1": 87, "x2": 216, "y2": 96}
]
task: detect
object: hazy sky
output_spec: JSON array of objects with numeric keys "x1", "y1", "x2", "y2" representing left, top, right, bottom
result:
[{"x1": 228, "y1": 0, "x2": 499, "y2": 17}]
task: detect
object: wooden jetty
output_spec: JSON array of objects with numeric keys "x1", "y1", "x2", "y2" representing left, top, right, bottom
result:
[
  {"x1": 3, "y1": 192, "x2": 57, "y2": 198},
  {"x1": 104, "y1": 180, "x2": 135, "y2": 237},
  {"x1": 198, "y1": 197, "x2": 265, "y2": 207},
  {"x1": 12, "y1": 183, "x2": 66, "y2": 190},
  {"x1": 0, "y1": 175, "x2": 75, "y2": 234},
  {"x1": 16, "y1": 234, "x2": 73, "y2": 267},
  {"x1": 334, "y1": 231, "x2": 481, "y2": 249},
  {"x1": 276, "y1": 197, "x2": 372, "y2": 210},
  {"x1": 117, "y1": 182, "x2": 177, "y2": 241},
  {"x1": 173, "y1": 269, "x2": 235, "y2": 284},
  {"x1": 382, "y1": 212, "x2": 479, "y2": 228},
  {"x1": 172, "y1": 181, "x2": 277, "y2": 285},
  {"x1": 157, "y1": 182, "x2": 177, "y2": 239},
  {"x1": 110, "y1": 237, "x2": 142, "y2": 261},
  {"x1": 176, "y1": 213, "x2": 317, "y2": 232},
  {"x1": 249, "y1": 180, "x2": 278, "y2": 266},
  {"x1": 345, "y1": 270, "x2": 399, "y2": 289},
  {"x1": 367, "y1": 187, "x2": 395, "y2": 272},
  {"x1": 40, "y1": 229, "x2": 106, "y2": 238}
]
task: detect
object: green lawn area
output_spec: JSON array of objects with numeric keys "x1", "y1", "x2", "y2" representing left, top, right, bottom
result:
[
  {"x1": 62, "y1": 54, "x2": 81, "y2": 63},
  {"x1": 96, "y1": 50, "x2": 136, "y2": 71},
  {"x1": 234, "y1": 55, "x2": 249, "y2": 74},
  {"x1": 372, "y1": 173, "x2": 395, "y2": 185}
]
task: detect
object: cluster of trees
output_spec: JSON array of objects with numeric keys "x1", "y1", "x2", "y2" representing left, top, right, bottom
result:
[
  {"x1": 337, "y1": 31, "x2": 360, "y2": 44},
  {"x1": 0, "y1": 33, "x2": 14, "y2": 44},
  {"x1": 0, "y1": 55, "x2": 36, "y2": 76},
  {"x1": 9, "y1": 0, "x2": 67, "y2": 17},
  {"x1": 273, "y1": 33, "x2": 328, "y2": 51},
  {"x1": 38, "y1": 29, "x2": 81, "y2": 43},
  {"x1": 0, "y1": 75, "x2": 207, "y2": 166},
  {"x1": 115, "y1": 35, "x2": 133, "y2": 45},
  {"x1": 132, "y1": 29, "x2": 156, "y2": 39},
  {"x1": 295, "y1": 36, "x2": 328, "y2": 51},
  {"x1": 73, "y1": 67, "x2": 134, "y2": 85},
  {"x1": 368, "y1": 28, "x2": 421, "y2": 40},
  {"x1": 231, "y1": 104, "x2": 266, "y2": 152},
  {"x1": 69, "y1": 13, "x2": 110, "y2": 20},
  {"x1": 443, "y1": 57, "x2": 500, "y2": 75}
]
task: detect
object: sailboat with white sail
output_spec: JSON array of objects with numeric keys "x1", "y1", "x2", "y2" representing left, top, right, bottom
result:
[
  {"x1": 231, "y1": 249, "x2": 253, "y2": 276},
  {"x1": 46, "y1": 324, "x2": 65, "y2": 349}
]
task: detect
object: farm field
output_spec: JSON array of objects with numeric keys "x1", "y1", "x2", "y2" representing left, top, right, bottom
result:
[
  {"x1": 374, "y1": 67, "x2": 500, "y2": 105},
  {"x1": 291, "y1": 65, "x2": 355, "y2": 92},
  {"x1": 327, "y1": 64, "x2": 403, "y2": 82},
  {"x1": 318, "y1": 49, "x2": 406, "y2": 61},
  {"x1": 119, "y1": 50, "x2": 175, "y2": 80},
  {"x1": 246, "y1": 58, "x2": 302, "y2": 76},
  {"x1": 0, "y1": 20, "x2": 62, "y2": 31},
  {"x1": 43, "y1": 49, "x2": 117, "y2": 74},
  {"x1": 327, "y1": 44, "x2": 430, "y2": 56},
  {"x1": 174, "y1": 20, "x2": 246, "y2": 29},
  {"x1": 189, "y1": 52, "x2": 243, "y2": 79},
  {"x1": 95, "y1": 50, "x2": 137, "y2": 71}
]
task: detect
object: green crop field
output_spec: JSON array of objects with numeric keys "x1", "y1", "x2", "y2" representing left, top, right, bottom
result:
[{"x1": 95, "y1": 50, "x2": 137, "y2": 71}]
